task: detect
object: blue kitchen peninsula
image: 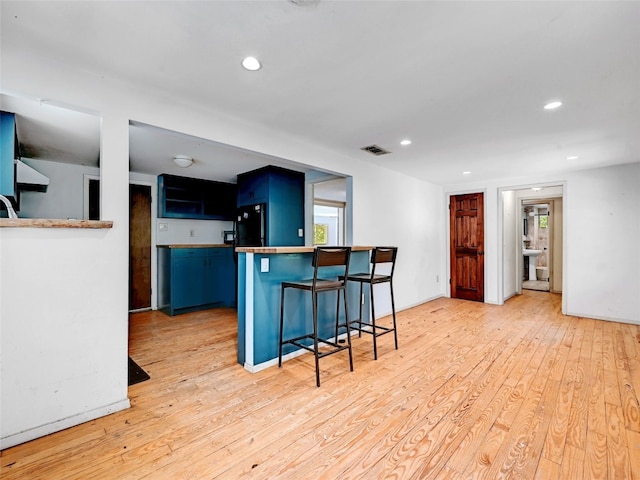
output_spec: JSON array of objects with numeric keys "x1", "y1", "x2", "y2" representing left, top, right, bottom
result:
[{"x1": 236, "y1": 246, "x2": 372, "y2": 372}]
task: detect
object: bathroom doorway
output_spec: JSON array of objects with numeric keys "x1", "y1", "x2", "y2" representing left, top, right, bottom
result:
[
  {"x1": 501, "y1": 185, "x2": 563, "y2": 302},
  {"x1": 522, "y1": 202, "x2": 551, "y2": 292},
  {"x1": 520, "y1": 193, "x2": 563, "y2": 295}
]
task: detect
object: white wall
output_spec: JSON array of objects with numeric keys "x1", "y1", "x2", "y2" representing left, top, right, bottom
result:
[
  {"x1": 445, "y1": 162, "x2": 640, "y2": 324},
  {"x1": 0, "y1": 42, "x2": 444, "y2": 446},
  {"x1": 0, "y1": 221, "x2": 130, "y2": 449},
  {"x1": 502, "y1": 190, "x2": 517, "y2": 299},
  {"x1": 564, "y1": 163, "x2": 640, "y2": 323},
  {"x1": 351, "y1": 167, "x2": 445, "y2": 312}
]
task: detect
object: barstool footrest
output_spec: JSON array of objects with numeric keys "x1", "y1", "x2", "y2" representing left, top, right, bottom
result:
[
  {"x1": 282, "y1": 334, "x2": 351, "y2": 359},
  {"x1": 348, "y1": 319, "x2": 395, "y2": 337}
]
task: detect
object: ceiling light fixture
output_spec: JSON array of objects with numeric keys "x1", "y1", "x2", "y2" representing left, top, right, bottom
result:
[
  {"x1": 565, "y1": 155, "x2": 579, "y2": 160},
  {"x1": 400, "y1": 139, "x2": 412, "y2": 146},
  {"x1": 532, "y1": 187, "x2": 542, "y2": 191},
  {"x1": 173, "y1": 155, "x2": 193, "y2": 168},
  {"x1": 462, "y1": 171, "x2": 471, "y2": 175},
  {"x1": 544, "y1": 101, "x2": 563, "y2": 110},
  {"x1": 242, "y1": 56, "x2": 261, "y2": 71}
]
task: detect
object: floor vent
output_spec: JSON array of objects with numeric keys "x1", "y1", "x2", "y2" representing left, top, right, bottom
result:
[{"x1": 360, "y1": 144, "x2": 391, "y2": 156}]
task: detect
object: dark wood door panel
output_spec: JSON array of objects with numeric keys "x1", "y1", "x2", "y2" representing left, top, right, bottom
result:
[
  {"x1": 130, "y1": 184, "x2": 152, "y2": 310},
  {"x1": 450, "y1": 192, "x2": 484, "y2": 302}
]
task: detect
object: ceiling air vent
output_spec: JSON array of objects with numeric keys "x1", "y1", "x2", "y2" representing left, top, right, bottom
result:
[{"x1": 360, "y1": 144, "x2": 391, "y2": 156}]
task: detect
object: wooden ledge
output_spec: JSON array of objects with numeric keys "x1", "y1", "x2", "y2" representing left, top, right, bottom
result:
[{"x1": 0, "y1": 219, "x2": 114, "y2": 229}]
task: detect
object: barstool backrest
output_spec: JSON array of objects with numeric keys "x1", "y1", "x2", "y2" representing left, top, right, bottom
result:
[
  {"x1": 312, "y1": 246, "x2": 352, "y2": 284},
  {"x1": 371, "y1": 246, "x2": 398, "y2": 278}
]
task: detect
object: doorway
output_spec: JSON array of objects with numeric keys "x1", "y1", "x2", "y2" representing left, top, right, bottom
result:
[
  {"x1": 521, "y1": 197, "x2": 563, "y2": 294},
  {"x1": 522, "y1": 202, "x2": 550, "y2": 292},
  {"x1": 501, "y1": 186, "x2": 563, "y2": 303},
  {"x1": 129, "y1": 184, "x2": 152, "y2": 311},
  {"x1": 449, "y1": 192, "x2": 485, "y2": 302}
]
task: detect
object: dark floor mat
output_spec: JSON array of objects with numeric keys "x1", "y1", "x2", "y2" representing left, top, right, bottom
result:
[{"x1": 128, "y1": 356, "x2": 150, "y2": 386}]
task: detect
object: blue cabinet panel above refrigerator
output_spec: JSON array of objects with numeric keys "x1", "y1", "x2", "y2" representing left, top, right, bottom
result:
[{"x1": 236, "y1": 166, "x2": 304, "y2": 247}]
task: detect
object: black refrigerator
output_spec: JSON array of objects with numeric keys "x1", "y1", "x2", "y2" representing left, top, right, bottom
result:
[{"x1": 235, "y1": 203, "x2": 266, "y2": 247}]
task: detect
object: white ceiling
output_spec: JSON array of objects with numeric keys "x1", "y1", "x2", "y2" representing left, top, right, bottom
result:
[{"x1": 1, "y1": 1, "x2": 639, "y2": 186}]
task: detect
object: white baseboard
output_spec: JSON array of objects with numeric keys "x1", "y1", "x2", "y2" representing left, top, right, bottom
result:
[
  {"x1": 0, "y1": 398, "x2": 131, "y2": 450},
  {"x1": 565, "y1": 310, "x2": 640, "y2": 326}
]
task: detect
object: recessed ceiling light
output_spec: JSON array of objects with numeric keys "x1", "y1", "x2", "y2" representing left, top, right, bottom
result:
[
  {"x1": 565, "y1": 155, "x2": 579, "y2": 160},
  {"x1": 462, "y1": 171, "x2": 471, "y2": 175},
  {"x1": 544, "y1": 101, "x2": 563, "y2": 110},
  {"x1": 400, "y1": 139, "x2": 412, "y2": 146},
  {"x1": 241, "y1": 56, "x2": 261, "y2": 71},
  {"x1": 532, "y1": 187, "x2": 542, "y2": 191}
]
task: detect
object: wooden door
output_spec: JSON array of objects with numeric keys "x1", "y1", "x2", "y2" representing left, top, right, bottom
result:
[
  {"x1": 450, "y1": 192, "x2": 484, "y2": 302},
  {"x1": 130, "y1": 184, "x2": 152, "y2": 310}
]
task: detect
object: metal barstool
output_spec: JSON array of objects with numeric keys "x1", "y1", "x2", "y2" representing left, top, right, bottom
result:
[
  {"x1": 278, "y1": 246, "x2": 353, "y2": 387},
  {"x1": 343, "y1": 246, "x2": 398, "y2": 360}
]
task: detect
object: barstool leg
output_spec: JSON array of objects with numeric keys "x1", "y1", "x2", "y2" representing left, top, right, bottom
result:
[
  {"x1": 279, "y1": 286, "x2": 285, "y2": 368},
  {"x1": 390, "y1": 279, "x2": 398, "y2": 350},
  {"x1": 334, "y1": 288, "x2": 341, "y2": 342},
  {"x1": 312, "y1": 291, "x2": 321, "y2": 387},
  {"x1": 357, "y1": 282, "x2": 364, "y2": 337},
  {"x1": 342, "y1": 288, "x2": 353, "y2": 372},
  {"x1": 370, "y1": 282, "x2": 379, "y2": 360}
]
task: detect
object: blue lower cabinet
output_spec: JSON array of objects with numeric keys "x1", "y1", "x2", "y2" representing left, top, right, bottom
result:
[
  {"x1": 158, "y1": 247, "x2": 236, "y2": 316},
  {"x1": 172, "y1": 249, "x2": 208, "y2": 309}
]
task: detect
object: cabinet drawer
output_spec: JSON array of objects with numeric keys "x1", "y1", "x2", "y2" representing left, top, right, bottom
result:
[{"x1": 171, "y1": 248, "x2": 208, "y2": 258}]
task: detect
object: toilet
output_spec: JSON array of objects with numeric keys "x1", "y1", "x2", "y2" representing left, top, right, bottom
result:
[{"x1": 536, "y1": 266, "x2": 548, "y2": 281}]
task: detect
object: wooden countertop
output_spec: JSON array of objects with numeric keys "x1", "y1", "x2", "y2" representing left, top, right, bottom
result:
[
  {"x1": 0, "y1": 219, "x2": 113, "y2": 229},
  {"x1": 157, "y1": 244, "x2": 232, "y2": 248},
  {"x1": 235, "y1": 246, "x2": 373, "y2": 254}
]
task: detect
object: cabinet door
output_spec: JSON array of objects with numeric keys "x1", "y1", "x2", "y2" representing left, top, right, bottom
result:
[
  {"x1": 217, "y1": 248, "x2": 236, "y2": 306},
  {"x1": 237, "y1": 173, "x2": 268, "y2": 206},
  {"x1": 204, "y1": 249, "x2": 225, "y2": 305},
  {"x1": 171, "y1": 250, "x2": 207, "y2": 309},
  {"x1": 266, "y1": 173, "x2": 304, "y2": 246},
  {"x1": 202, "y1": 182, "x2": 237, "y2": 220}
]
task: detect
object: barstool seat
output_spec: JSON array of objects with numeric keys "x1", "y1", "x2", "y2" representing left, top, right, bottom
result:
[
  {"x1": 279, "y1": 246, "x2": 353, "y2": 387},
  {"x1": 343, "y1": 246, "x2": 398, "y2": 360}
]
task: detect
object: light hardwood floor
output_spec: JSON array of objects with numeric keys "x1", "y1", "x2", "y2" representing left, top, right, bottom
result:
[{"x1": 2, "y1": 290, "x2": 639, "y2": 479}]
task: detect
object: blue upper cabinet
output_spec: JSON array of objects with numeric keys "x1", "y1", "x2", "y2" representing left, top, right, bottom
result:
[
  {"x1": 237, "y1": 165, "x2": 304, "y2": 246},
  {"x1": 158, "y1": 174, "x2": 237, "y2": 220},
  {"x1": 0, "y1": 112, "x2": 17, "y2": 200}
]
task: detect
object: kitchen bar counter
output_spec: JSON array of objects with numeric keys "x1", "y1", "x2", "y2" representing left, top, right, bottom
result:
[
  {"x1": 235, "y1": 245, "x2": 373, "y2": 254},
  {"x1": 158, "y1": 244, "x2": 232, "y2": 248},
  {"x1": 0, "y1": 218, "x2": 113, "y2": 228},
  {"x1": 237, "y1": 246, "x2": 372, "y2": 372}
]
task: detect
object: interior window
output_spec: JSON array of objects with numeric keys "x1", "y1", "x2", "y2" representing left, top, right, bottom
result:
[{"x1": 313, "y1": 201, "x2": 345, "y2": 246}]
